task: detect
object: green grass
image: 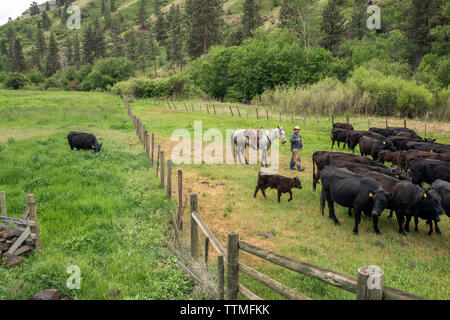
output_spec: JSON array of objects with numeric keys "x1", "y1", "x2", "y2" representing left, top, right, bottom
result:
[
  {"x1": 130, "y1": 98, "x2": 450, "y2": 300},
  {"x1": 0, "y1": 90, "x2": 194, "y2": 299}
]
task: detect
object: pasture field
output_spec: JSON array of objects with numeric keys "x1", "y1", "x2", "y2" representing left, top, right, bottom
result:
[
  {"x1": 0, "y1": 90, "x2": 195, "y2": 299},
  {"x1": 130, "y1": 98, "x2": 450, "y2": 300}
]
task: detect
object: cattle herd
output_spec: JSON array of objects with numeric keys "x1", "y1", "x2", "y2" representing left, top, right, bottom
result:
[{"x1": 314, "y1": 123, "x2": 450, "y2": 235}]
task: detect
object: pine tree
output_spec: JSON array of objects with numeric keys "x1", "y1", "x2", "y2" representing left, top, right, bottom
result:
[
  {"x1": 45, "y1": 1, "x2": 50, "y2": 11},
  {"x1": 13, "y1": 38, "x2": 26, "y2": 72},
  {"x1": 45, "y1": 34, "x2": 60, "y2": 76},
  {"x1": 137, "y1": 0, "x2": 148, "y2": 29},
  {"x1": 404, "y1": 0, "x2": 444, "y2": 65},
  {"x1": 66, "y1": 38, "x2": 73, "y2": 66},
  {"x1": 279, "y1": 0, "x2": 294, "y2": 28},
  {"x1": 320, "y1": 0, "x2": 344, "y2": 54},
  {"x1": 101, "y1": 0, "x2": 107, "y2": 15},
  {"x1": 30, "y1": 2, "x2": 41, "y2": 16},
  {"x1": 155, "y1": 13, "x2": 167, "y2": 45},
  {"x1": 111, "y1": 17, "x2": 124, "y2": 57},
  {"x1": 42, "y1": 11, "x2": 51, "y2": 30},
  {"x1": 61, "y1": 4, "x2": 69, "y2": 24},
  {"x1": 31, "y1": 45, "x2": 41, "y2": 69},
  {"x1": 126, "y1": 31, "x2": 137, "y2": 62},
  {"x1": 166, "y1": 5, "x2": 185, "y2": 70},
  {"x1": 185, "y1": 0, "x2": 223, "y2": 58},
  {"x1": 73, "y1": 34, "x2": 81, "y2": 67},
  {"x1": 241, "y1": 0, "x2": 262, "y2": 38},
  {"x1": 82, "y1": 25, "x2": 95, "y2": 64},
  {"x1": 0, "y1": 40, "x2": 8, "y2": 56},
  {"x1": 93, "y1": 20, "x2": 106, "y2": 59},
  {"x1": 147, "y1": 30, "x2": 159, "y2": 76},
  {"x1": 348, "y1": 0, "x2": 367, "y2": 40},
  {"x1": 6, "y1": 27, "x2": 16, "y2": 69},
  {"x1": 36, "y1": 23, "x2": 46, "y2": 68},
  {"x1": 104, "y1": 5, "x2": 112, "y2": 29},
  {"x1": 137, "y1": 36, "x2": 147, "y2": 70},
  {"x1": 110, "y1": 0, "x2": 117, "y2": 13}
]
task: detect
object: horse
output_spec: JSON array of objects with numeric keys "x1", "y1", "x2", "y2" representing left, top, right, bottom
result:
[{"x1": 230, "y1": 126, "x2": 287, "y2": 166}]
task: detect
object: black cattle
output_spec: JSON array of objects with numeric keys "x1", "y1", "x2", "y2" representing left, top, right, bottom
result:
[
  {"x1": 431, "y1": 180, "x2": 450, "y2": 218},
  {"x1": 409, "y1": 158, "x2": 450, "y2": 186},
  {"x1": 406, "y1": 141, "x2": 450, "y2": 154},
  {"x1": 369, "y1": 127, "x2": 396, "y2": 137},
  {"x1": 331, "y1": 128, "x2": 350, "y2": 149},
  {"x1": 333, "y1": 123, "x2": 354, "y2": 131},
  {"x1": 377, "y1": 150, "x2": 398, "y2": 166},
  {"x1": 387, "y1": 127, "x2": 418, "y2": 135},
  {"x1": 395, "y1": 131, "x2": 424, "y2": 141},
  {"x1": 330, "y1": 160, "x2": 408, "y2": 181},
  {"x1": 359, "y1": 136, "x2": 396, "y2": 161},
  {"x1": 392, "y1": 181, "x2": 444, "y2": 235},
  {"x1": 347, "y1": 130, "x2": 394, "y2": 152},
  {"x1": 397, "y1": 150, "x2": 450, "y2": 170},
  {"x1": 312, "y1": 151, "x2": 390, "y2": 189},
  {"x1": 319, "y1": 166, "x2": 391, "y2": 234},
  {"x1": 254, "y1": 172, "x2": 302, "y2": 202},
  {"x1": 68, "y1": 131, "x2": 102, "y2": 153},
  {"x1": 388, "y1": 136, "x2": 411, "y2": 151}
]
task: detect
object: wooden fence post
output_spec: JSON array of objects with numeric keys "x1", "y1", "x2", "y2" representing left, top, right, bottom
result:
[
  {"x1": 160, "y1": 151, "x2": 165, "y2": 189},
  {"x1": 356, "y1": 266, "x2": 384, "y2": 300},
  {"x1": 227, "y1": 231, "x2": 239, "y2": 300},
  {"x1": 156, "y1": 145, "x2": 161, "y2": 177},
  {"x1": 331, "y1": 115, "x2": 334, "y2": 124},
  {"x1": 27, "y1": 194, "x2": 42, "y2": 250},
  {"x1": 190, "y1": 194, "x2": 199, "y2": 259},
  {"x1": 145, "y1": 131, "x2": 150, "y2": 157},
  {"x1": 167, "y1": 160, "x2": 172, "y2": 199},
  {"x1": 205, "y1": 237, "x2": 209, "y2": 266},
  {"x1": 229, "y1": 106, "x2": 234, "y2": 117},
  {"x1": 177, "y1": 170, "x2": 183, "y2": 230},
  {"x1": 0, "y1": 191, "x2": 6, "y2": 217},
  {"x1": 256, "y1": 107, "x2": 259, "y2": 119},
  {"x1": 266, "y1": 108, "x2": 269, "y2": 120},
  {"x1": 385, "y1": 118, "x2": 388, "y2": 128},
  {"x1": 218, "y1": 255, "x2": 225, "y2": 300},
  {"x1": 237, "y1": 107, "x2": 241, "y2": 118},
  {"x1": 404, "y1": 119, "x2": 407, "y2": 128},
  {"x1": 346, "y1": 115, "x2": 349, "y2": 124},
  {"x1": 151, "y1": 133, "x2": 155, "y2": 167}
]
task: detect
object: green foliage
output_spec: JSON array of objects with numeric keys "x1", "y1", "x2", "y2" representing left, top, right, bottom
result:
[
  {"x1": 26, "y1": 69, "x2": 45, "y2": 85},
  {"x1": 111, "y1": 73, "x2": 203, "y2": 98},
  {"x1": 191, "y1": 31, "x2": 347, "y2": 101},
  {"x1": 80, "y1": 57, "x2": 134, "y2": 91},
  {"x1": 4, "y1": 72, "x2": 29, "y2": 89},
  {"x1": 416, "y1": 54, "x2": 450, "y2": 90}
]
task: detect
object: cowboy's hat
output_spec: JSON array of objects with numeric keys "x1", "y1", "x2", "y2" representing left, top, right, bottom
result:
[{"x1": 293, "y1": 126, "x2": 301, "y2": 130}]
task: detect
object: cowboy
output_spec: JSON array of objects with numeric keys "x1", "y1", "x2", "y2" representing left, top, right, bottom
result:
[{"x1": 290, "y1": 126, "x2": 304, "y2": 171}]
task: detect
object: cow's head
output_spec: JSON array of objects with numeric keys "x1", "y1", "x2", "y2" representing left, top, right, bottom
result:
[
  {"x1": 369, "y1": 189, "x2": 392, "y2": 216},
  {"x1": 278, "y1": 126, "x2": 287, "y2": 144},
  {"x1": 382, "y1": 139, "x2": 397, "y2": 152},
  {"x1": 292, "y1": 177, "x2": 302, "y2": 189},
  {"x1": 92, "y1": 143, "x2": 102, "y2": 153},
  {"x1": 424, "y1": 138, "x2": 436, "y2": 143},
  {"x1": 420, "y1": 189, "x2": 444, "y2": 221}
]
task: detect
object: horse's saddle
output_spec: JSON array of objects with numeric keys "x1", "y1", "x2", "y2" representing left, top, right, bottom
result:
[{"x1": 244, "y1": 127, "x2": 264, "y2": 149}]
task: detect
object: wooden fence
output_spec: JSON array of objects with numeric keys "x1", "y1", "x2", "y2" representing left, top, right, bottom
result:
[
  {"x1": 122, "y1": 95, "x2": 426, "y2": 301},
  {"x1": 0, "y1": 192, "x2": 42, "y2": 257}
]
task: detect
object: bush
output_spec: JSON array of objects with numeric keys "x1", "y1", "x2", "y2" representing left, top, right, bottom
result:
[
  {"x1": 111, "y1": 73, "x2": 203, "y2": 99},
  {"x1": 26, "y1": 70, "x2": 45, "y2": 85},
  {"x1": 4, "y1": 72, "x2": 29, "y2": 89},
  {"x1": 80, "y1": 58, "x2": 134, "y2": 91}
]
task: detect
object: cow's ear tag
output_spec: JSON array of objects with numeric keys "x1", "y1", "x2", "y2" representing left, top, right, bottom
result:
[
  {"x1": 423, "y1": 192, "x2": 427, "y2": 198},
  {"x1": 396, "y1": 175, "x2": 400, "y2": 179},
  {"x1": 383, "y1": 141, "x2": 386, "y2": 144},
  {"x1": 369, "y1": 192, "x2": 374, "y2": 197}
]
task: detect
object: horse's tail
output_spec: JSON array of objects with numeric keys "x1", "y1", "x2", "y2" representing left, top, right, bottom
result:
[{"x1": 230, "y1": 131, "x2": 235, "y2": 158}]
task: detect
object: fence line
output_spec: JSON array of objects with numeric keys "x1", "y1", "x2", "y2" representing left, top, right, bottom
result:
[{"x1": 121, "y1": 94, "x2": 427, "y2": 301}]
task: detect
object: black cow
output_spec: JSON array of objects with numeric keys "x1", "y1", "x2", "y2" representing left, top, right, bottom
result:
[
  {"x1": 68, "y1": 131, "x2": 102, "y2": 153},
  {"x1": 409, "y1": 158, "x2": 450, "y2": 186},
  {"x1": 254, "y1": 172, "x2": 302, "y2": 202},
  {"x1": 369, "y1": 127, "x2": 396, "y2": 137},
  {"x1": 319, "y1": 166, "x2": 391, "y2": 234},
  {"x1": 392, "y1": 181, "x2": 444, "y2": 235},
  {"x1": 377, "y1": 150, "x2": 398, "y2": 166},
  {"x1": 359, "y1": 136, "x2": 396, "y2": 161},
  {"x1": 312, "y1": 151, "x2": 390, "y2": 190},
  {"x1": 333, "y1": 123, "x2": 354, "y2": 131},
  {"x1": 397, "y1": 150, "x2": 450, "y2": 170},
  {"x1": 406, "y1": 141, "x2": 450, "y2": 154},
  {"x1": 331, "y1": 128, "x2": 350, "y2": 149},
  {"x1": 387, "y1": 127, "x2": 418, "y2": 135},
  {"x1": 347, "y1": 130, "x2": 394, "y2": 152},
  {"x1": 431, "y1": 179, "x2": 450, "y2": 218}
]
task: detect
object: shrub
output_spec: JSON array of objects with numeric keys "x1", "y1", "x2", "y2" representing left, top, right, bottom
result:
[
  {"x1": 4, "y1": 72, "x2": 29, "y2": 89},
  {"x1": 26, "y1": 70, "x2": 45, "y2": 85},
  {"x1": 81, "y1": 58, "x2": 134, "y2": 91}
]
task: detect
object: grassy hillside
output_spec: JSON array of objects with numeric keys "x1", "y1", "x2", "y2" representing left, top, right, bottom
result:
[{"x1": 0, "y1": 90, "x2": 195, "y2": 299}]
